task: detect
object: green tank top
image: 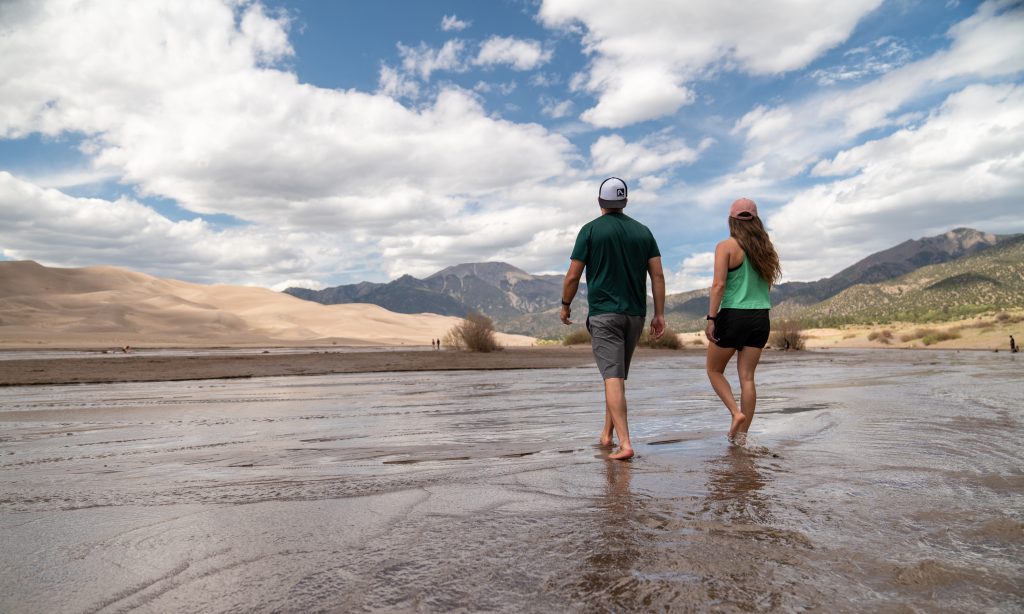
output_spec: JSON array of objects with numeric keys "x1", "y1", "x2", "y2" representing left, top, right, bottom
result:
[{"x1": 721, "y1": 252, "x2": 771, "y2": 309}]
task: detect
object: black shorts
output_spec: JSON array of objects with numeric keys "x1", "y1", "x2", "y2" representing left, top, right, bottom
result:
[{"x1": 712, "y1": 308, "x2": 770, "y2": 350}]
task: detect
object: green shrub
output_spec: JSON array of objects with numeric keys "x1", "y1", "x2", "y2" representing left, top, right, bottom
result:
[
  {"x1": 921, "y1": 331, "x2": 961, "y2": 346},
  {"x1": 769, "y1": 320, "x2": 806, "y2": 350},
  {"x1": 444, "y1": 311, "x2": 500, "y2": 352},
  {"x1": 900, "y1": 328, "x2": 938, "y2": 343},
  {"x1": 640, "y1": 325, "x2": 681, "y2": 349},
  {"x1": 867, "y1": 329, "x2": 893, "y2": 344},
  {"x1": 562, "y1": 329, "x2": 591, "y2": 346}
]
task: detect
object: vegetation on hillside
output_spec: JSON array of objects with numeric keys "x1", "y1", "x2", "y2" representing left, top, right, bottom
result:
[{"x1": 795, "y1": 237, "x2": 1024, "y2": 327}]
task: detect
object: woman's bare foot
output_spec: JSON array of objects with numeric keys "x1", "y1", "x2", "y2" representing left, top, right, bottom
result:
[
  {"x1": 728, "y1": 412, "x2": 746, "y2": 439},
  {"x1": 599, "y1": 438, "x2": 614, "y2": 447},
  {"x1": 608, "y1": 446, "x2": 634, "y2": 460}
]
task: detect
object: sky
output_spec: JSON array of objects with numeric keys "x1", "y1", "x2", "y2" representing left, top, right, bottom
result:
[{"x1": 0, "y1": 0, "x2": 1021, "y2": 293}]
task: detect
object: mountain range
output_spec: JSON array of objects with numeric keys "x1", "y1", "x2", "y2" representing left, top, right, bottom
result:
[
  {"x1": 285, "y1": 228, "x2": 1023, "y2": 337},
  {"x1": 286, "y1": 262, "x2": 586, "y2": 321}
]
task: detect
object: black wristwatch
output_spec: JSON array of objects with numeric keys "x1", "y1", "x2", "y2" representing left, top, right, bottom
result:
[
  {"x1": 706, "y1": 314, "x2": 716, "y2": 321},
  {"x1": 561, "y1": 300, "x2": 572, "y2": 306}
]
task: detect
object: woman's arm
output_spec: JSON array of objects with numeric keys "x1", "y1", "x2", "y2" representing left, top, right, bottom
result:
[{"x1": 706, "y1": 241, "x2": 730, "y2": 342}]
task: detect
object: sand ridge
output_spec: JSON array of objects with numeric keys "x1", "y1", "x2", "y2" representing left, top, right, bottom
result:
[{"x1": 0, "y1": 261, "x2": 534, "y2": 348}]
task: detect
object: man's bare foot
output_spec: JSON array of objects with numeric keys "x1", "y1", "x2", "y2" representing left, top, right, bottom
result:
[
  {"x1": 728, "y1": 412, "x2": 746, "y2": 439},
  {"x1": 608, "y1": 446, "x2": 634, "y2": 460}
]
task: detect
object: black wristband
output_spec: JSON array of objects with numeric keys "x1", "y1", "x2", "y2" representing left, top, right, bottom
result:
[
  {"x1": 561, "y1": 300, "x2": 572, "y2": 306},
  {"x1": 706, "y1": 314, "x2": 716, "y2": 321}
]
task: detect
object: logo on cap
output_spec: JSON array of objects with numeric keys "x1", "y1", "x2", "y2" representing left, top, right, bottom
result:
[{"x1": 616, "y1": 188, "x2": 625, "y2": 197}]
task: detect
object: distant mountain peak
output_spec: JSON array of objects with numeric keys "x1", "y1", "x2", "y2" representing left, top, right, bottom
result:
[
  {"x1": 429, "y1": 261, "x2": 526, "y2": 279},
  {"x1": 284, "y1": 260, "x2": 576, "y2": 329}
]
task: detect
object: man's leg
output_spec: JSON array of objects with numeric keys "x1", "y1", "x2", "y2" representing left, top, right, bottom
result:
[
  {"x1": 706, "y1": 343, "x2": 743, "y2": 439},
  {"x1": 604, "y1": 377, "x2": 633, "y2": 460},
  {"x1": 600, "y1": 408, "x2": 614, "y2": 447}
]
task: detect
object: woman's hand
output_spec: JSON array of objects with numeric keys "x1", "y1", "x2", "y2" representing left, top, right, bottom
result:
[{"x1": 705, "y1": 320, "x2": 716, "y2": 343}]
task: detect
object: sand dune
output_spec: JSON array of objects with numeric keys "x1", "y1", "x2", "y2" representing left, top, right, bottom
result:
[{"x1": 0, "y1": 261, "x2": 535, "y2": 348}]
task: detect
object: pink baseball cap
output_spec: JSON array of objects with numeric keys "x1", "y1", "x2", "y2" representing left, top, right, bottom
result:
[{"x1": 729, "y1": 198, "x2": 758, "y2": 219}]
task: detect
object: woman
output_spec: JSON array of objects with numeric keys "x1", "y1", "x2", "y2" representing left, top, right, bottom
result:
[{"x1": 705, "y1": 198, "x2": 781, "y2": 445}]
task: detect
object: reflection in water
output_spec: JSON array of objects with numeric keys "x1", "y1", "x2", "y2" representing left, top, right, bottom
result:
[
  {"x1": 574, "y1": 455, "x2": 642, "y2": 605},
  {"x1": 703, "y1": 446, "x2": 771, "y2": 525}
]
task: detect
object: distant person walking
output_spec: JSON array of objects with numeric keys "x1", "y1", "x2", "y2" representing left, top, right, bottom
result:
[
  {"x1": 561, "y1": 177, "x2": 666, "y2": 461},
  {"x1": 1011, "y1": 335, "x2": 1018, "y2": 353},
  {"x1": 705, "y1": 198, "x2": 781, "y2": 446}
]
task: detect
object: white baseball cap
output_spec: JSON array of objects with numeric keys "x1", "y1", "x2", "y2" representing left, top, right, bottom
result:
[{"x1": 598, "y1": 177, "x2": 627, "y2": 208}]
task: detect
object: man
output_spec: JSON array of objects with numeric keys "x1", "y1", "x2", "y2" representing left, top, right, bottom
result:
[{"x1": 561, "y1": 177, "x2": 666, "y2": 460}]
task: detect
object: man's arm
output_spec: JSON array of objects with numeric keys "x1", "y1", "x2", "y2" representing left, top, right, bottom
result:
[
  {"x1": 648, "y1": 256, "x2": 666, "y2": 339},
  {"x1": 561, "y1": 259, "x2": 585, "y2": 325}
]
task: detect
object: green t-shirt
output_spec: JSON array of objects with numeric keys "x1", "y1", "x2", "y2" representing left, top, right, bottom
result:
[{"x1": 570, "y1": 212, "x2": 660, "y2": 317}]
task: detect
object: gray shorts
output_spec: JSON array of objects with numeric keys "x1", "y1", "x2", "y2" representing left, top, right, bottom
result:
[{"x1": 587, "y1": 313, "x2": 645, "y2": 380}]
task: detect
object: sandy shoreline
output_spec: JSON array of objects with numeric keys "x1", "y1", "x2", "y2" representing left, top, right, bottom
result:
[{"x1": 0, "y1": 346, "x2": 641, "y2": 386}]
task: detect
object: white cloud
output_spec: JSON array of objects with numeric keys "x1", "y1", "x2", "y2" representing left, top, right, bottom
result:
[
  {"x1": 0, "y1": 0, "x2": 589, "y2": 286},
  {"x1": 376, "y1": 180, "x2": 595, "y2": 279},
  {"x1": 734, "y1": 1, "x2": 1024, "y2": 178},
  {"x1": 474, "y1": 81, "x2": 517, "y2": 95},
  {"x1": 637, "y1": 175, "x2": 667, "y2": 193},
  {"x1": 441, "y1": 14, "x2": 470, "y2": 32},
  {"x1": 25, "y1": 167, "x2": 121, "y2": 190},
  {"x1": 0, "y1": 2, "x2": 577, "y2": 224},
  {"x1": 271, "y1": 278, "x2": 326, "y2": 292},
  {"x1": 474, "y1": 36, "x2": 553, "y2": 71},
  {"x1": 538, "y1": 0, "x2": 882, "y2": 127},
  {"x1": 667, "y1": 251, "x2": 715, "y2": 293},
  {"x1": 590, "y1": 132, "x2": 712, "y2": 178},
  {"x1": 539, "y1": 96, "x2": 573, "y2": 118},
  {"x1": 377, "y1": 64, "x2": 420, "y2": 99},
  {"x1": 769, "y1": 83, "x2": 1024, "y2": 281},
  {"x1": 529, "y1": 72, "x2": 560, "y2": 87},
  {"x1": 0, "y1": 171, "x2": 315, "y2": 284},
  {"x1": 670, "y1": 162, "x2": 794, "y2": 211},
  {"x1": 809, "y1": 36, "x2": 914, "y2": 86},
  {"x1": 398, "y1": 39, "x2": 466, "y2": 80}
]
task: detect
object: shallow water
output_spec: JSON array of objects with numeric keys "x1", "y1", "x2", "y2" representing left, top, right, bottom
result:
[{"x1": 1, "y1": 350, "x2": 1021, "y2": 612}]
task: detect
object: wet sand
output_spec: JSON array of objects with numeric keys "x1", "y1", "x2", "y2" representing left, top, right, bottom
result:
[
  {"x1": 0, "y1": 346, "x2": 613, "y2": 386},
  {"x1": 1, "y1": 349, "x2": 1021, "y2": 612}
]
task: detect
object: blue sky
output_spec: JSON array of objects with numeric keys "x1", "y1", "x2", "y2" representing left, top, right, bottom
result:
[{"x1": 0, "y1": 0, "x2": 1021, "y2": 292}]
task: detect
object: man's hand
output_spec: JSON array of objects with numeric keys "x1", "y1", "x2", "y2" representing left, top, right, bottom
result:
[
  {"x1": 650, "y1": 314, "x2": 665, "y2": 339},
  {"x1": 560, "y1": 304, "x2": 572, "y2": 325},
  {"x1": 705, "y1": 320, "x2": 716, "y2": 343}
]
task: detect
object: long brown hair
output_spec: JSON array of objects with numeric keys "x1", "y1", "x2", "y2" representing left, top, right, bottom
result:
[{"x1": 729, "y1": 216, "x2": 781, "y2": 285}]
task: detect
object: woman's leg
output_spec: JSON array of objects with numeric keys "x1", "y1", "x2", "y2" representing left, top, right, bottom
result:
[
  {"x1": 706, "y1": 343, "x2": 743, "y2": 438},
  {"x1": 735, "y1": 346, "x2": 764, "y2": 434}
]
